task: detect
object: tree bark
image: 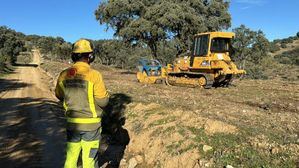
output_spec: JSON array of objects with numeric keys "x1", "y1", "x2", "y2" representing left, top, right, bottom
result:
[{"x1": 148, "y1": 41, "x2": 158, "y2": 59}]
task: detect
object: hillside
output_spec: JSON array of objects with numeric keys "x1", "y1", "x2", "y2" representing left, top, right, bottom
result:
[
  {"x1": 271, "y1": 39, "x2": 299, "y2": 56},
  {"x1": 274, "y1": 39, "x2": 299, "y2": 65},
  {"x1": 263, "y1": 38, "x2": 299, "y2": 81},
  {"x1": 41, "y1": 58, "x2": 299, "y2": 167}
]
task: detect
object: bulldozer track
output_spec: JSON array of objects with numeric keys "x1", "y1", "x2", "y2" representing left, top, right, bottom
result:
[{"x1": 166, "y1": 72, "x2": 214, "y2": 89}]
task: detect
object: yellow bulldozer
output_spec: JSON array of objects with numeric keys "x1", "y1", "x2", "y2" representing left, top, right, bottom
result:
[{"x1": 137, "y1": 32, "x2": 245, "y2": 88}]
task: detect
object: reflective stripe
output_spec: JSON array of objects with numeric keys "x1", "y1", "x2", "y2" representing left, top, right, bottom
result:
[
  {"x1": 63, "y1": 102, "x2": 68, "y2": 111},
  {"x1": 88, "y1": 82, "x2": 97, "y2": 118},
  {"x1": 67, "y1": 117, "x2": 101, "y2": 124},
  {"x1": 59, "y1": 82, "x2": 68, "y2": 111}
]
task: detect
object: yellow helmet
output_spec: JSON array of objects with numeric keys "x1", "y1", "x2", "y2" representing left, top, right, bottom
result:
[{"x1": 72, "y1": 39, "x2": 93, "y2": 53}]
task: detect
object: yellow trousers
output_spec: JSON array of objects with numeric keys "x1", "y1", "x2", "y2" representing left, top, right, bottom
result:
[
  {"x1": 64, "y1": 140, "x2": 99, "y2": 168},
  {"x1": 64, "y1": 128, "x2": 101, "y2": 168}
]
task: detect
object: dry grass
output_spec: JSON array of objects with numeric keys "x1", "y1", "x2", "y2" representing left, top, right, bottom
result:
[{"x1": 42, "y1": 59, "x2": 299, "y2": 167}]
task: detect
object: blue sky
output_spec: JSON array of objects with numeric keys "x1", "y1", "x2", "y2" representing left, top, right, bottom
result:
[
  {"x1": 230, "y1": 0, "x2": 299, "y2": 40},
  {"x1": 0, "y1": 0, "x2": 298, "y2": 42}
]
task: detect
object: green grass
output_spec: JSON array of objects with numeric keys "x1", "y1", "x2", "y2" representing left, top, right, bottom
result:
[
  {"x1": 177, "y1": 126, "x2": 187, "y2": 137},
  {"x1": 166, "y1": 140, "x2": 184, "y2": 156},
  {"x1": 199, "y1": 132, "x2": 295, "y2": 167},
  {"x1": 148, "y1": 116, "x2": 176, "y2": 127},
  {"x1": 143, "y1": 107, "x2": 164, "y2": 120},
  {"x1": 150, "y1": 125, "x2": 177, "y2": 137},
  {"x1": 126, "y1": 110, "x2": 138, "y2": 119},
  {"x1": 178, "y1": 143, "x2": 198, "y2": 155},
  {"x1": 187, "y1": 126, "x2": 209, "y2": 143},
  {"x1": 210, "y1": 145, "x2": 295, "y2": 168},
  {"x1": 173, "y1": 125, "x2": 298, "y2": 167}
]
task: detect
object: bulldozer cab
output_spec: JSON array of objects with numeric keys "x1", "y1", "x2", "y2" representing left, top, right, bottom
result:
[
  {"x1": 210, "y1": 38, "x2": 230, "y2": 53},
  {"x1": 192, "y1": 34, "x2": 209, "y2": 57},
  {"x1": 190, "y1": 32, "x2": 234, "y2": 67}
]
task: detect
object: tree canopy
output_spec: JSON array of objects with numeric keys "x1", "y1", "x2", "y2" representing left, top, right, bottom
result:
[
  {"x1": 95, "y1": 0, "x2": 231, "y2": 58},
  {"x1": 232, "y1": 25, "x2": 271, "y2": 79},
  {"x1": 23, "y1": 35, "x2": 72, "y2": 61},
  {"x1": 0, "y1": 26, "x2": 25, "y2": 67},
  {"x1": 232, "y1": 25, "x2": 270, "y2": 67}
]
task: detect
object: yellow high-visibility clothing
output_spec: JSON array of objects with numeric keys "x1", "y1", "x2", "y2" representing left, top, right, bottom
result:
[
  {"x1": 64, "y1": 140, "x2": 99, "y2": 167},
  {"x1": 55, "y1": 61, "x2": 109, "y2": 168},
  {"x1": 55, "y1": 61, "x2": 109, "y2": 131},
  {"x1": 64, "y1": 128, "x2": 101, "y2": 168}
]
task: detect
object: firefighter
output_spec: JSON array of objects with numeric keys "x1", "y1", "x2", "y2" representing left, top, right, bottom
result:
[{"x1": 55, "y1": 39, "x2": 109, "y2": 168}]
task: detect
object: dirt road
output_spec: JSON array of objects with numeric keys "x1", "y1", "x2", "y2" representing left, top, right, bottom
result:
[{"x1": 0, "y1": 50, "x2": 65, "y2": 167}]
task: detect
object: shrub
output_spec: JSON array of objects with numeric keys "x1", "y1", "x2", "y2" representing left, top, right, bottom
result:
[
  {"x1": 246, "y1": 65, "x2": 268, "y2": 79},
  {"x1": 269, "y1": 43, "x2": 280, "y2": 53},
  {"x1": 275, "y1": 47, "x2": 299, "y2": 65},
  {"x1": 280, "y1": 43, "x2": 287, "y2": 48}
]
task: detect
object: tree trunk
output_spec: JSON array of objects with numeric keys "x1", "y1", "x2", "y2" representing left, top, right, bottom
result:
[
  {"x1": 148, "y1": 41, "x2": 158, "y2": 59},
  {"x1": 105, "y1": 57, "x2": 109, "y2": 66}
]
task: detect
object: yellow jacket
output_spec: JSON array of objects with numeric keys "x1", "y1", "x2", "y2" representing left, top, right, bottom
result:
[{"x1": 55, "y1": 61, "x2": 109, "y2": 131}]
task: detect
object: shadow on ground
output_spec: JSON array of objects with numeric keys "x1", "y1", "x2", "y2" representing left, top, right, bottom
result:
[
  {"x1": 13, "y1": 63, "x2": 39, "y2": 67},
  {"x1": 120, "y1": 71, "x2": 136, "y2": 75},
  {"x1": 0, "y1": 79, "x2": 32, "y2": 94},
  {"x1": 0, "y1": 97, "x2": 66, "y2": 168},
  {"x1": 0, "y1": 64, "x2": 39, "y2": 94},
  {"x1": 0, "y1": 63, "x2": 15, "y2": 74},
  {"x1": 98, "y1": 93, "x2": 132, "y2": 168}
]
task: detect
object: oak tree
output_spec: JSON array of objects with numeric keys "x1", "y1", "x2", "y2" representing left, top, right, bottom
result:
[{"x1": 95, "y1": 0, "x2": 231, "y2": 58}]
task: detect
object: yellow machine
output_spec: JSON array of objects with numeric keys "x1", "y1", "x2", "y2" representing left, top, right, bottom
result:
[
  {"x1": 136, "y1": 58, "x2": 167, "y2": 84},
  {"x1": 166, "y1": 32, "x2": 245, "y2": 88}
]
